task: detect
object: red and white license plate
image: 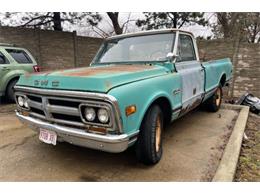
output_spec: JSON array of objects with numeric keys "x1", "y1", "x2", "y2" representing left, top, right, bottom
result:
[{"x1": 39, "y1": 128, "x2": 57, "y2": 145}]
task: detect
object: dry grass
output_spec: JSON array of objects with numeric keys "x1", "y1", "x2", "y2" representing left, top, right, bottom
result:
[{"x1": 235, "y1": 113, "x2": 260, "y2": 181}]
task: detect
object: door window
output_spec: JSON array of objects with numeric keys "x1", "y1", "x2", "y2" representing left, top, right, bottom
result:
[{"x1": 177, "y1": 34, "x2": 196, "y2": 62}]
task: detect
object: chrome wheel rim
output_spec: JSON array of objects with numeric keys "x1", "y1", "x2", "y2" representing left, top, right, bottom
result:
[{"x1": 155, "y1": 116, "x2": 162, "y2": 152}]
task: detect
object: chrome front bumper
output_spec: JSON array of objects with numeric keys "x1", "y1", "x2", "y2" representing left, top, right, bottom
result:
[{"x1": 16, "y1": 111, "x2": 138, "y2": 153}]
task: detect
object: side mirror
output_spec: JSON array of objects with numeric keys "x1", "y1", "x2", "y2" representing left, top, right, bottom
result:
[{"x1": 166, "y1": 52, "x2": 178, "y2": 62}]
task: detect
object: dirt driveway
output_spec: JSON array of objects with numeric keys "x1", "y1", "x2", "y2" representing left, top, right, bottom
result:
[{"x1": 0, "y1": 104, "x2": 238, "y2": 181}]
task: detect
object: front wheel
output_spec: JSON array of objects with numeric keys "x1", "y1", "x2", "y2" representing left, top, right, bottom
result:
[
  {"x1": 135, "y1": 104, "x2": 163, "y2": 165},
  {"x1": 6, "y1": 79, "x2": 18, "y2": 102},
  {"x1": 205, "y1": 85, "x2": 223, "y2": 112}
]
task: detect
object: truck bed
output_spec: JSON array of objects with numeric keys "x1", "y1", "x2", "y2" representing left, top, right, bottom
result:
[{"x1": 202, "y1": 58, "x2": 233, "y2": 95}]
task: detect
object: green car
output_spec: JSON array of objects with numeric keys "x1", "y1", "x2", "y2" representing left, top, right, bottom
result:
[
  {"x1": 14, "y1": 29, "x2": 233, "y2": 165},
  {"x1": 0, "y1": 43, "x2": 40, "y2": 101}
]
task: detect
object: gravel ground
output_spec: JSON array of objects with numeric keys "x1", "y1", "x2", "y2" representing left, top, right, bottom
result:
[
  {"x1": 0, "y1": 103, "x2": 16, "y2": 114},
  {"x1": 235, "y1": 113, "x2": 260, "y2": 181}
]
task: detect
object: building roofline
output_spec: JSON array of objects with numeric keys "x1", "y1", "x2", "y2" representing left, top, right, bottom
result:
[{"x1": 106, "y1": 28, "x2": 194, "y2": 40}]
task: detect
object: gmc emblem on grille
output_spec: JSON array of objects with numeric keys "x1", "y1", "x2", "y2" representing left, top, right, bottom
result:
[
  {"x1": 34, "y1": 80, "x2": 40, "y2": 86},
  {"x1": 41, "y1": 80, "x2": 49, "y2": 86},
  {"x1": 52, "y1": 81, "x2": 60, "y2": 87},
  {"x1": 34, "y1": 80, "x2": 49, "y2": 86}
]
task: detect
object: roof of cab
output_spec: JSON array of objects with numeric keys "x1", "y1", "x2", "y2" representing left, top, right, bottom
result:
[{"x1": 106, "y1": 28, "x2": 194, "y2": 40}]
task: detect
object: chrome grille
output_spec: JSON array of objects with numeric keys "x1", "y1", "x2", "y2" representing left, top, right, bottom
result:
[
  {"x1": 16, "y1": 92, "x2": 116, "y2": 130},
  {"x1": 14, "y1": 86, "x2": 123, "y2": 133},
  {"x1": 28, "y1": 95, "x2": 87, "y2": 127}
]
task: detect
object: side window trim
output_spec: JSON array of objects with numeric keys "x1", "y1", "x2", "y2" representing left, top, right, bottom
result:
[{"x1": 176, "y1": 34, "x2": 197, "y2": 63}]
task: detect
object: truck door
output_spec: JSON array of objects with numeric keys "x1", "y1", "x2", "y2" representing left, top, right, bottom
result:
[{"x1": 175, "y1": 34, "x2": 205, "y2": 115}]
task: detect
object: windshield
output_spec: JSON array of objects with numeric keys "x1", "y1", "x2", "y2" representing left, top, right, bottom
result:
[{"x1": 94, "y1": 33, "x2": 175, "y2": 64}]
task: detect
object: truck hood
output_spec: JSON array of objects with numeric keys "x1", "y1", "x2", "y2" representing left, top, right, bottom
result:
[{"x1": 17, "y1": 64, "x2": 168, "y2": 93}]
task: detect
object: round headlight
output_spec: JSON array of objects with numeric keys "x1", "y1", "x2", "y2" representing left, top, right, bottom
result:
[
  {"x1": 17, "y1": 96, "x2": 24, "y2": 107},
  {"x1": 98, "y1": 108, "x2": 109, "y2": 123},
  {"x1": 24, "y1": 99, "x2": 29, "y2": 108},
  {"x1": 84, "y1": 107, "x2": 96, "y2": 121}
]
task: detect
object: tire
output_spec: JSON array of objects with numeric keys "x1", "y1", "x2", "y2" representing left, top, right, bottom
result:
[
  {"x1": 6, "y1": 79, "x2": 18, "y2": 102},
  {"x1": 135, "y1": 104, "x2": 163, "y2": 165},
  {"x1": 205, "y1": 85, "x2": 222, "y2": 112}
]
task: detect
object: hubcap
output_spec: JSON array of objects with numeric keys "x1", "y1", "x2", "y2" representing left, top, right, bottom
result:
[
  {"x1": 216, "y1": 88, "x2": 221, "y2": 106},
  {"x1": 155, "y1": 116, "x2": 162, "y2": 152}
]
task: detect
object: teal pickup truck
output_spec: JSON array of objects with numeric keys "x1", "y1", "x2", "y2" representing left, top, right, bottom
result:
[
  {"x1": 0, "y1": 44, "x2": 39, "y2": 101},
  {"x1": 15, "y1": 29, "x2": 232, "y2": 165}
]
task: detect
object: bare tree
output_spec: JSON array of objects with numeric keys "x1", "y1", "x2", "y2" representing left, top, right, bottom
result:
[
  {"x1": 3, "y1": 12, "x2": 102, "y2": 32},
  {"x1": 107, "y1": 12, "x2": 123, "y2": 35},
  {"x1": 213, "y1": 12, "x2": 260, "y2": 43},
  {"x1": 245, "y1": 13, "x2": 260, "y2": 43},
  {"x1": 136, "y1": 12, "x2": 208, "y2": 30},
  {"x1": 102, "y1": 12, "x2": 137, "y2": 36}
]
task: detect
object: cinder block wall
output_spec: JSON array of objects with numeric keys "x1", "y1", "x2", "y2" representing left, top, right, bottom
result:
[
  {"x1": 0, "y1": 26, "x2": 103, "y2": 70},
  {"x1": 197, "y1": 39, "x2": 260, "y2": 98},
  {"x1": 0, "y1": 26, "x2": 259, "y2": 98}
]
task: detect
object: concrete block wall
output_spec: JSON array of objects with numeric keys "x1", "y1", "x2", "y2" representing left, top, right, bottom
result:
[{"x1": 0, "y1": 26, "x2": 103, "y2": 70}]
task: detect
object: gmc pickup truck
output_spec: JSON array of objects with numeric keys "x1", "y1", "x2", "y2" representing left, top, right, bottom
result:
[{"x1": 15, "y1": 29, "x2": 232, "y2": 165}]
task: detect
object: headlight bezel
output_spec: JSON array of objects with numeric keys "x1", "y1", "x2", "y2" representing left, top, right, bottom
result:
[{"x1": 79, "y1": 102, "x2": 112, "y2": 128}]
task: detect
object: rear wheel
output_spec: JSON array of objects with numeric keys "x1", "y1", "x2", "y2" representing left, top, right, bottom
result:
[
  {"x1": 135, "y1": 105, "x2": 163, "y2": 165},
  {"x1": 6, "y1": 79, "x2": 18, "y2": 102},
  {"x1": 205, "y1": 85, "x2": 222, "y2": 112}
]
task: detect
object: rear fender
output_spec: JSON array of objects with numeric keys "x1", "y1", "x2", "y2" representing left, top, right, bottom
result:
[{"x1": 2, "y1": 70, "x2": 27, "y2": 95}]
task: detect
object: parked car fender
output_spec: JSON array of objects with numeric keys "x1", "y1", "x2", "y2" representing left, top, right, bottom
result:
[{"x1": 2, "y1": 70, "x2": 27, "y2": 95}]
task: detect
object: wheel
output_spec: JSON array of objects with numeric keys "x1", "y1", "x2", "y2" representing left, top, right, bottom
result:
[
  {"x1": 6, "y1": 79, "x2": 18, "y2": 102},
  {"x1": 205, "y1": 85, "x2": 222, "y2": 112},
  {"x1": 135, "y1": 104, "x2": 163, "y2": 165}
]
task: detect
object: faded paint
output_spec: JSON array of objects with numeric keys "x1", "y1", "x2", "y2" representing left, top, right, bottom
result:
[
  {"x1": 17, "y1": 64, "x2": 169, "y2": 93},
  {"x1": 60, "y1": 65, "x2": 156, "y2": 77}
]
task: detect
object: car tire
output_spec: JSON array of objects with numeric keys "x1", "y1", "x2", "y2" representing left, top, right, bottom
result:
[
  {"x1": 135, "y1": 104, "x2": 163, "y2": 165},
  {"x1": 6, "y1": 79, "x2": 18, "y2": 102},
  {"x1": 205, "y1": 85, "x2": 222, "y2": 112}
]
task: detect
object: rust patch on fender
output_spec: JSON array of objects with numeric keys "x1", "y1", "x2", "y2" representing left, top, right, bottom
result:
[{"x1": 61, "y1": 65, "x2": 155, "y2": 77}]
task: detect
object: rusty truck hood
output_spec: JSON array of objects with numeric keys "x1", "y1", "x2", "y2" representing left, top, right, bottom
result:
[{"x1": 17, "y1": 64, "x2": 169, "y2": 93}]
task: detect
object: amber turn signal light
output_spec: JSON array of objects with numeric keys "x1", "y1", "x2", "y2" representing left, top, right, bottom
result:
[{"x1": 125, "y1": 105, "x2": 136, "y2": 116}]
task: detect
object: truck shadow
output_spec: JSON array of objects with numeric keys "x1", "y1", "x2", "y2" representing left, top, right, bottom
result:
[{"x1": 43, "y1": 109, "x2": 201, "y2": 181}]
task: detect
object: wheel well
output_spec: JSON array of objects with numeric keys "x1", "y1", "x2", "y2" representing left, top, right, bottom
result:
[
  {"x1": 5, "y1": 77, "x2": 19, "y2": 93},
  {"x1": 220, "y1": 74, "x2": 226, "y2": 87},
  {"x1": 151, "y1": 97, "x2": 172, "y2": 126}
]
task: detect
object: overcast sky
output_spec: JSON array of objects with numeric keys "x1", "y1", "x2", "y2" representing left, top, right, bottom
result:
[{"x1": 0, "y1": 12, "x2": 217, "y2": 38}]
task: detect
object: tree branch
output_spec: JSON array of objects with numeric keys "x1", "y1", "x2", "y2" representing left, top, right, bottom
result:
[{"x1": 19, "y1": 14, "x2": 52, "y2": 27}]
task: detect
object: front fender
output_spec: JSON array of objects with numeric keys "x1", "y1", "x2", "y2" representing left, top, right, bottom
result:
[{"x1": 108, "y1": 73, "x2": 182, "y2": 135}]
